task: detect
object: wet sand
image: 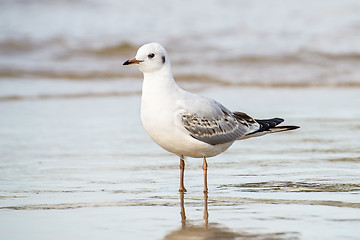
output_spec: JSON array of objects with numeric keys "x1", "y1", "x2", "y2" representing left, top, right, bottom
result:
[
  {"x1": 0, "y1": 86, "x2": 359, "y2": 239},
  {"x1": 2, "y1": 0, "x2": 360, "y2": 239}
]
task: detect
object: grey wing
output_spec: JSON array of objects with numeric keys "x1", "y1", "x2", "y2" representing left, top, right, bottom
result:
[{"x1": 181, "y1": 106, "x2": 252, "y2": 145}]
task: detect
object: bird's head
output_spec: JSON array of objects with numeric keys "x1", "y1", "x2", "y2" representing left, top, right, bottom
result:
[{"x1": 123, "y1": 42, "x2": 169, "y2": 73}]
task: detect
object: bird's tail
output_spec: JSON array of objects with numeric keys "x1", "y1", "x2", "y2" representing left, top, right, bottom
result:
[{"x1": 239, "y1": 117, "x2": 299, "y2": 140}]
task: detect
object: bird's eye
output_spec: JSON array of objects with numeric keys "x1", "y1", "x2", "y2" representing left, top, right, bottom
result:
[{"x1": 148, "y1": 53, "x2": 155, "y2": 59}]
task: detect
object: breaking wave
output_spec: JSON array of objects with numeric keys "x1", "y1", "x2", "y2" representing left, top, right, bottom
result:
[{"x1": 1, "y1": 38, "x2": 360, "y2": 88}]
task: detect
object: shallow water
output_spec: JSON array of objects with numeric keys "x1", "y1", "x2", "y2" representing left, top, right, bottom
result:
[
  {"x1": 0, "y1": 87, "x2": 359, "y2": 240},
  {"x1": 1, "y1": 0, "x2": 360, "y2": 239}
]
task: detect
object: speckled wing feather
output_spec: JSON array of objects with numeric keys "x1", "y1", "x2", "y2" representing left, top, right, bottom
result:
[{"x1": 181, "y1": 109, "x2": 252, "y2": 145}]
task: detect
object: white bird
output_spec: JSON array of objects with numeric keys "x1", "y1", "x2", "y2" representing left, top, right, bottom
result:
[{"x1": 123, "y1": 42, "x2": 299, "y2": 193}]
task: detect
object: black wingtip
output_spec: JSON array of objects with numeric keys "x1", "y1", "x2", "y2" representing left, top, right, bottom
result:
[
  {"x1": 252, "y1": 118, "x2": 300, "y2": 134},
  {"x1": 255, "y1": 118, "x2": 284, "y2": 130}
]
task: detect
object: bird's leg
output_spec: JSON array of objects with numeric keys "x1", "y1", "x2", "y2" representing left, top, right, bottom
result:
[
  {"x1": 179, "y1": 155, "x2": 187, "y2": 192},
  {"x1": 202, "y1": 156, "x2": 208, "y2": 193}
]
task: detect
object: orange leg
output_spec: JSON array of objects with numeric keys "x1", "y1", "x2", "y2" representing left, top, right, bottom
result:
[
  {"x1": 202, "y1": 156, "x2": 208, "y2": 193},
  {"x1": 179, "y1": 156, "x2": 187, "y2": 192}
]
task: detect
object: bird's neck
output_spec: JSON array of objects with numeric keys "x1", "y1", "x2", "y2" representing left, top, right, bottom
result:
[{"x1": 142, "y1": 66, "x2": 180, "y2": 95}]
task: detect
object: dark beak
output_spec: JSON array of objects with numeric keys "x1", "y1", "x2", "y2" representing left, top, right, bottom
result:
[{"x1": 123, "y1": 58, "x2": 143, "y2": 65}]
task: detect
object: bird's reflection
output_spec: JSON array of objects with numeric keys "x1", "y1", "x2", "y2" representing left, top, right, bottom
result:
[
  {"x1": 164, "y1": 192, "x2": 298, "y2": 240},
  {"x1": 203, "y1": 191, "x2": 209, "y2": 228},
  {"x1": 180, "y1": 191, "x2": 186, "y2": 229},
  {"x1": 163, "y1": 191, "x2": 243, "y2": 240},
  {"x1": 179, "y1": 191, "x2": 209, "y2": 229}
]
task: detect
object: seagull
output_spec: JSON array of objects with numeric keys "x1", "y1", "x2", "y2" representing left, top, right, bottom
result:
[{"x1": 123, "y1": 42, "x2": 299, "y2": 193}]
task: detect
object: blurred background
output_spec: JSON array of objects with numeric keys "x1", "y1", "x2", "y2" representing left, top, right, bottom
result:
[
  {"x1": 1, "y1": 0, "x2": 360, "y2": 100},
  {"x1": 1, "y1": 1, "x2": 360, "y2": 240}
]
